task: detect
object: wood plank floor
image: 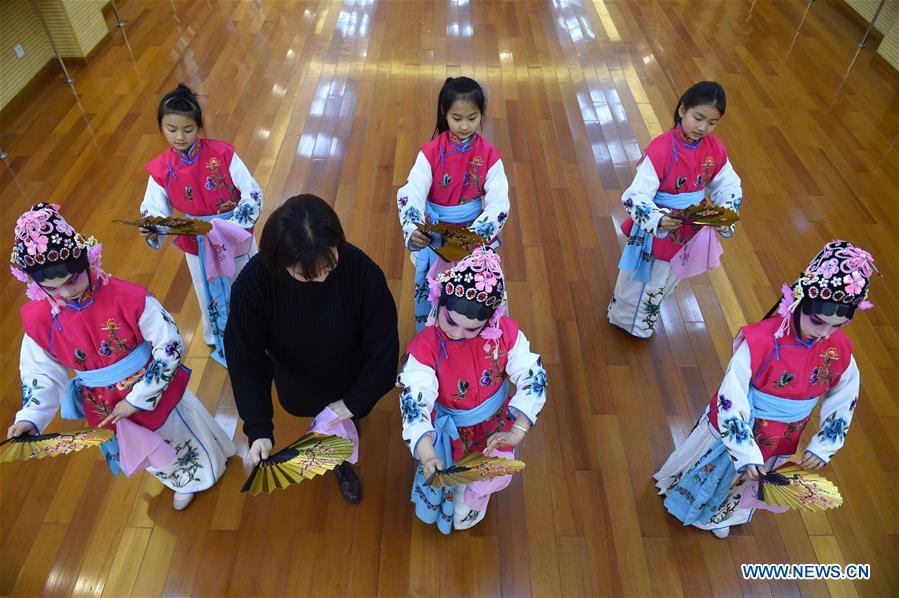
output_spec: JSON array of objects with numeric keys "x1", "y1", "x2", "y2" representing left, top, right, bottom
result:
[{"x1": 1, "y1": 1, "x2": 897, "y2": 596}]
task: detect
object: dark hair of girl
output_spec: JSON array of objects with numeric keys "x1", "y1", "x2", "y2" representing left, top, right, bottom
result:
[
  {"x1": 433, "y1": 77, "x2": 487, "y2": 138},
  {"x1": 762, "y1": 297, "x2": 854, "y2": 338},
  {"x1": 26, "y1": 254, "x2": 89, "y2": 283},
  {"x1": 157, "y1": 83, "x2": 204, "y2": 129},
  {"x1": 259, "y1": 194, "x2": 346, "y2": 279},
  {"x1": 673, "y1": 81, "x2": 726, "y2": 126}
]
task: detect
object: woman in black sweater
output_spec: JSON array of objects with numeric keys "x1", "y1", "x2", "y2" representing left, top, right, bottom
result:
[{"x1": 225, "y1": 194, "x2": 399, "y2": 503}]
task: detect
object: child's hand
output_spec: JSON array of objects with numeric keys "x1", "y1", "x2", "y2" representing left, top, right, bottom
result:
[
  {"x1": 98, "y1": 401, "x2": 139, "y2": 428},
  {"x1": 249, "y1": 438, "x2": 273, "y2": 465},
  {"x1": 659, "y1": 215, "x2": 682, "y2": 232},
  {"x1": 484, "y1": 426, "x2": 526, "y2": 454},
  {"x1": 140, "y1": 226, "x2": 160, "y2": 246},
  {"x1": 409, "y1": 230, "x2": 431, "y2": 250},
  {"x1": 798, "y1": 452, "x2": 825, "y2": 471},
  {"x1": 422, "y1": 456, "x2": 444, "y2": 478},
  {"x1": 743, "y1": 465, "x2": 765, "y2": 480},
  {"x1": 7, "y1": 421, "x2": 36, "y2": 439}
]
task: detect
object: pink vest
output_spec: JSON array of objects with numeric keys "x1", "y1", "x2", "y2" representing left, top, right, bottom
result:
[
  {"x1": 145, "y1": 138, "x2": 245, "y2": 255},
  {"x1": 20, "y1": 277, "x2": 186, "y2": 431},
  {"x1": 420, "y1": 132, "x2": 502, "y2": 209},
  {"x1": 707, "y1": 317, "x2": 852, "y2": 460},
  {"x1": 621, "y1": 129, "x2": 728, "y2": 261}
]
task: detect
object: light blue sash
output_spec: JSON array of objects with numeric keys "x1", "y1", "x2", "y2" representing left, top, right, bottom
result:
[
  {"x1": 189, "y1": 210, "x2": 233, "y2": 367},
  {"x1": 662, "y1": 385, "x2": 819, "y2": 526},
  {"x1": 618, "y1": 190, "x2": 704, "y2": 282},
  {"x1": 62, "y1": 341, "x2": 152, "y2": 475},
  {"x1": 412, "y1": 200, "x2": 485, "y2": 332},
  {"x1": 411, "y1": 380, "x2": 509, "y2": 534}
]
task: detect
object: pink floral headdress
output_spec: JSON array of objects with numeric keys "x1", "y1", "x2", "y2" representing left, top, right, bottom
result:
[
  {"x1": 10, "y1": 203, "x2": 109, "y2": 314},
  {"x1": 425, "y1": 246, "x2": 508, "y2": 352},
  {"x1": 774, "y1": 240, "x2": 877, "y2": 338}
]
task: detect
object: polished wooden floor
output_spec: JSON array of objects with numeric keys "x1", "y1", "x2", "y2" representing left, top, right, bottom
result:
[{"x1": 1, "y1": 0, "x2": 897, "y2": 596}]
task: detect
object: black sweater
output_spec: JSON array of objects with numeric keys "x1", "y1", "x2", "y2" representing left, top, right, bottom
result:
[{"x1": 224, "y1": 243, "x2": 399, "y2": 444}]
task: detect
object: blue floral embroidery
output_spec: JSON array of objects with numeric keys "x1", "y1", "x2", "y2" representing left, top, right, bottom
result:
[
  {"x1": 98, "y1": 341, "x2": 112, "y2": 356},
  {"x1": 144, "y1": 359, "x2": 167, "y2": 385},
  {"x1": 164, "y1": 340, "x2": 183, "y2": 360},
  {"x1": 401, "y1": 206, "x2": 423, "y2": 229},
  {"x1": 523, "y1": 368, "x2": 547, "y2": 397},
  {"x1": 633, "y1": 203, "x2": 653, "y2": 225},
  {"x1": 453, "y1": 380, "x2": 470, "y2": 401},
  {"x1": 849, "y1": 398, "x2": 857, "y2": 411},
  {"x1": 480, "y1": 370, "x2": 492, "y2": 386},
  {"x1": 399, "y1": 387, "x2": 427, "y2": 425},
  {"x1": 720, "y1": 417, "x2": 752, "y2": 445},
  {"x1": 204, "y1": 176, "x2": 216, "y2": 191},
  {"x1": 474, "y1": 221, "x2": 496, "y2": 240},
  {"x1": 439, "y1": 173, "x2": 452, "y2": 189},
  {"x1": 233, "y1": 201, "x2": 256, "y2": 225},
  {"x1": 22, "y1": 378, "x2": 44, "y2": 407},
  {"x1": 497, "y1": 211, "x2": 508, "y2": 225},
  {"x1": 816, "y1": 412, "x2": 849, "y2": 444}
]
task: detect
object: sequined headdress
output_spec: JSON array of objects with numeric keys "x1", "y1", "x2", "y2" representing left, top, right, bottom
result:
[{"x1": 775, "y1": 240, "x2": 876, "y2": 338}]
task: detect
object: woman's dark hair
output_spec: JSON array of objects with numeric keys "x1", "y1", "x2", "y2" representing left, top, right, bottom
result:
[
  {"x1": 433, "y1": 77, "x2": 487, "y2": 137},
  {"x1": 157, "y1": 83, "x2": 204, "y2": 129},
  {"x1": 673, "y1": 81, "x2": 726, "y2": 126},
  {"x1": 259, "y1": 194, "x2": 345, "y2": 279}
]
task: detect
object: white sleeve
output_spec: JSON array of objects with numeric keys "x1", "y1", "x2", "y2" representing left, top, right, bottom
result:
[
  {"x1": 713, "y1": 340, "x2": 765, "y2": 472},
  {"x1": 396, "y1": 355, "x2": 438, "y2": 458},
  {"x1": 505, "y1": 330, "x2": 547, "y2": 425},
  {"x1": 396, "y1": 151, "x2": 432, "y2": 248},
  {"x1": 16, "y1": 335, "x2": 68, "y2": 433},
  {"x1": 804, "y1": 356, "x2": 860, "y2": 464},
  {"x1": 468, "y1": 159, "x2": 510, "y2": 241},
  {"x1": 124, "y1": 296, "x2": 185, "y2": 411},
  {"x1": 227, "y1": 152, "x2": 263, "y2": 228},
  {"x1": 140, "y1": 177, "x2": 173, "y2": 249},
  {"x1": 621, "y1": 157, "x2": 668, "y2": 236},
  {"x1": 706, "y1": 159, "x2": 743, "y2": 238}
]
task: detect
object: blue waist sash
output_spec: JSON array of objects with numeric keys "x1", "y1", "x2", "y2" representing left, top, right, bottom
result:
[
  {"x1": 411, "y1": 380, "x2": 509, "y2": 534},
  {"x1": 62, "y1": 341, "x2": 153, "y2": 475},
  {"x1": 190, "y1": 210, "x2": 234, "y2": 367},
  {"x1": 618, "y1": 190, "x2": 704, "y2": 282}
]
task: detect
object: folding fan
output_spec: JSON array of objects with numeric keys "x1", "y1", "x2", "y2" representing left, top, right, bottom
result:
[
  {"x1": 758, "y1": 463, "x2": 843, "y2": 512},
  {"x1": 425, "y1": 451, "x2": 526, "y2": 489},
  {"x1": 0, "y1": 428, "x2": 113, "y2": 463},
  {"x1": 241, "y1": 433, "x2": 354, "y2": 496},
  {"x1": 113, "y1": 216, "x2": 213, "y2": 236},
  {"x1": 415, "y1": 222, "x2": 487, "y2": 262},
  {"x1": 678, "y1": 203, "x2": 741, "y2": 227}
]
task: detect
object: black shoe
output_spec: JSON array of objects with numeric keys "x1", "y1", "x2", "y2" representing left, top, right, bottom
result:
[{"x1": 333, "y1": 462, "x2": 362, "y2": 504}]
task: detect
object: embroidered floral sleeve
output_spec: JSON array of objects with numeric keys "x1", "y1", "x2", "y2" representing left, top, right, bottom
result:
[
  {"x1": 227, "y1": 152, "x2": 263, "y2": 228},
  {"x1": 397, "y1": 151, "x2": 432, "y2": 249},
  {"x1": 713, "y1": 340, "x2": 765, "y2": 472},
  {"x1": 504, "y1": 330, "x2": 547, "y2": 425},
  {"x1": 467, "y1": 159, "x2": 510, "y2": 242},
  {"x1": 15, "y1": 334, "x2": 68, "y2": 433},
  {"x1": 621, "y1": 157, "x2": 669, "y2": 236},
  {"x1": 396, "y1": 354, "x2": 439, "y2": 457},
  {"x1": 139, "y1": 176, "x2": 174, "y2": 250},
  {"x1": 706, "y1": 159, "x2": 743, "y2": 239},
  {"x1": 804, "y1": 355, "x2": 859, "y2": 463},
  {"x1": 124, "y1": 296, "x2": 184, "y2": 411}
]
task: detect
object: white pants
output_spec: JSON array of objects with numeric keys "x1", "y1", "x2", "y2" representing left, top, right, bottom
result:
[
  {"x1": 185, "y1": 238, "x2": 257, "y2": 345},
  {"x1": 607, "y1": 259, "x2": 679, "y2": 338},
  {"x1": 147, "y1": 389, "x2": 236, "y2": 493}
]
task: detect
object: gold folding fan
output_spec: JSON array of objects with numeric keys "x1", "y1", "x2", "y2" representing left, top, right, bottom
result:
[
  {"x1": 677, "y1": 203, "x2": 741, "y2": 227},
  {"x1": 114, "y1": 215, "x2": 213, "y2": 236},
  {"x1": 0, "y1": 428, "x2": 113, "y2": 463},
  {"x1": 415, "y1": 222, "x2": 488, "y2": 262},
  {"x1": 241, "y1": 433, "x2": 354, "y2": 496},
  {"x1": 758, "y1": 464, "x2": 843, "y2": 512},
  {"x1": 425, "y1": 451, "x2": 526, "y2": 489}
]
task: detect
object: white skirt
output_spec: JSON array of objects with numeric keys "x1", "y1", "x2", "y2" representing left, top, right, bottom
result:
[{"x1": 146, "y1": 389, "x2": 236, "y2": 493}]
